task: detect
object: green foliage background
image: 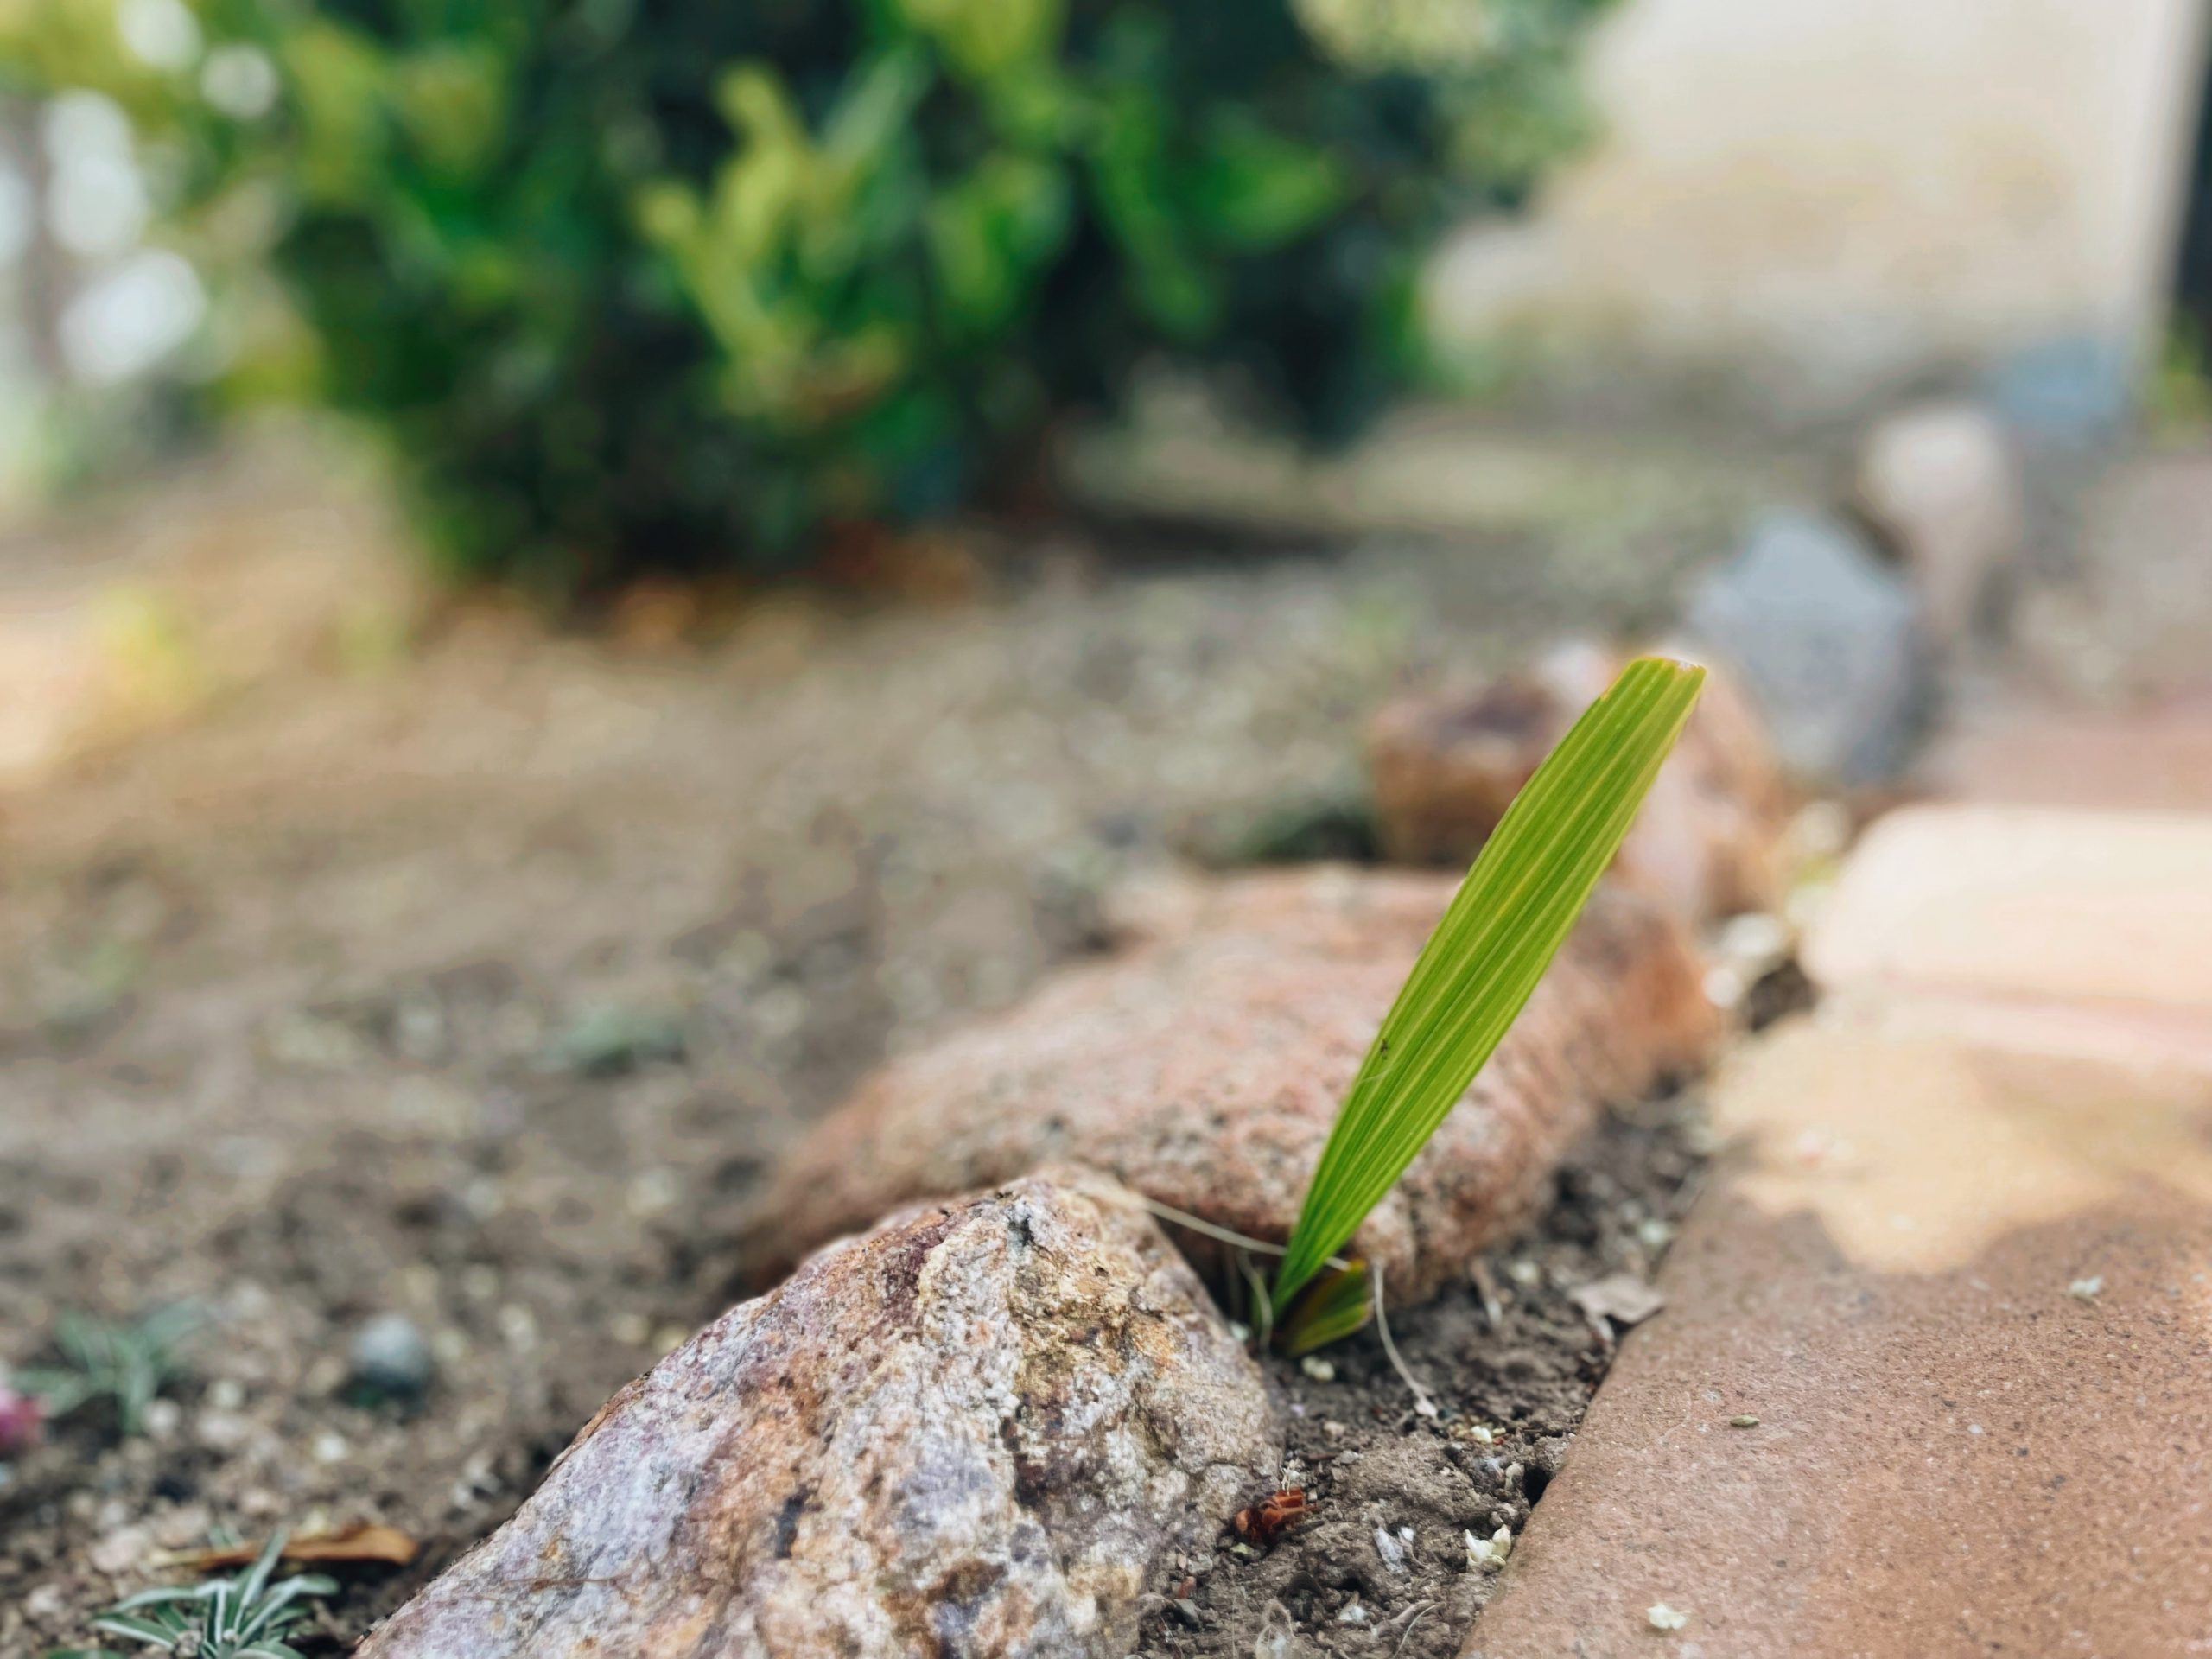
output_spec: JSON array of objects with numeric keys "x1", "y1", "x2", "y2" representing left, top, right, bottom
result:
[{"x1": 2, "y1": 0, "x2": 1612, "y2": 594}]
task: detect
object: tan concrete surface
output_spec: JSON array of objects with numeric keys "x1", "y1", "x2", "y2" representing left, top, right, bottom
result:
[
  {"x1": 1468, "y1": 1021, "x2": 2212, "y2": 1658},
  {"x1": 1925, "y1": 702, "x2": 2212, "y2": 814},
  {"x1": 1804, "y1": 804, "x2": 2212, "y2": 1016},
  {"x1": 1472, "y1": 790, "x2": 2212, "y2": 1656}
]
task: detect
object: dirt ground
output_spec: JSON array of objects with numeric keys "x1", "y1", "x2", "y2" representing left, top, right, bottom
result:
[
  {"x1": 1135, "y1": 1090, "x2": 1712, "y2": 1659},
  {"x1": 0, "y1": 443, "x2": 1732, "y2": 1654}
]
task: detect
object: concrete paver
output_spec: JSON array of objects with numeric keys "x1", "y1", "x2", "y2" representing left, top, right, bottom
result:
[
  {"x1": 1923, "y1": 702, "x2": 2212, "y2": 814},
  {"x1": 1469, "y1": 1022, "x2": 2212, "y2": 1658},
  {"x1": 1470, "y1": 790, "x2": 2212, "y2": 1657}
]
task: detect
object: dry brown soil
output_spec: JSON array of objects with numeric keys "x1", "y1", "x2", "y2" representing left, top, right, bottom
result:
[{"x1": 0, "y1": 461, "x2": 1713, "y2": 1655}]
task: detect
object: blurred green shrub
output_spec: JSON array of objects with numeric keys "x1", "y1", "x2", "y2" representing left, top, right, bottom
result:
[{"x1": 3, "y1": 0, "x2": 1612, "y2": 594}]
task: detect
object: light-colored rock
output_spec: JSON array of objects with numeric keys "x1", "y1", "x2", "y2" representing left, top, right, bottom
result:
[
  {"x1": 1857, "y1": 402, "x2": 2023, "y2": 639},
  {"x1": 1685, "y1": 512, "x2": 1935, "y2": 785},
  {"x1": 361, "y1": 1168, "x2": 1273, "y2": 1659},
  {"x1": 760, "y1": 869, "x2": 1718, "y2": 1305},
  {"x1": 1366, "y1": 641, "x2": 1789, "y2": 920},
  {"x1": 1866, "y1": 400, "x2": 2025, "y2": 641}
]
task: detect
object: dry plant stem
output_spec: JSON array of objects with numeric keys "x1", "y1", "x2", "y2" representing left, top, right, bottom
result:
[
  {"x1": 1393, "y1": 1602, "x2": 1439, "y2": 1656},
  {"x1": 1367, "y1": 1261, "x2": 1438, "y2": 1418},
  {"x1": 1138, "y1": 1198, "x2": 1433, "y2": 1412}
]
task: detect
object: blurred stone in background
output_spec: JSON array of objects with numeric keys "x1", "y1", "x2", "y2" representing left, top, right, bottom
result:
[
  {"x1": 1685, "y1": 512, "x2": 1935, "y2": 787},
  {"x1": 1856, "y1": 402, "x2": 2024, "y2": 644}
]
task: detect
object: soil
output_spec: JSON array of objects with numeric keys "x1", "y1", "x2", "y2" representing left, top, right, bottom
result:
[
  {"x1": 0, "y1": 450, "x2": 1721, "y2": 1656},
  {"x1": 1135, "y1": 1090, "x2": 1708, "y2": 1659}
]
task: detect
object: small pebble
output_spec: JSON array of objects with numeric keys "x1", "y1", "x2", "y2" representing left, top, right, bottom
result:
[
  {"x1": 1465, "y1": 1523, "x2": 1513, "y2": 1568},
  {"x1": 89, "y1": 1524, "x2": 151, "y2": 1575},
  {"x1": 1716, "y1": 911, "x2": 1789, "y2": 963},
  {"x1": 498, "y1": 1303, "x2": 541, "y2": 1351},
  {"x1": 1728, "y1": 1414, "x2": 1760, "y2": 1428},
  {"x1": 1299, "y1": 1356, "x2": 1335, "y2": 1382},
  {"x1": 349, "y1": 1312, "x2": 434, "y2": 1399},
  {"x1": 2068, "y1": 1276, "x2": 2103, "y2": 1301},
  {"x1": 1648, "y1": 1601, "x2": 1689, "y2": 1631},
  {"x1": 195, "y1": 1408, "x2": 255, "y2": 1453}
]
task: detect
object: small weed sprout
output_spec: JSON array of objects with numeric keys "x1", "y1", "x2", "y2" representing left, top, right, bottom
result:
[
  {"x1": 16, "y1": 1306, "x2": 201, "y2": 1439},
  {"x1": 53, "y1": 1529, "x2": 336, "y2": 1659},
  {"x1": 1271, "y1": 657, "x2": 1706, "y2": 1344}
]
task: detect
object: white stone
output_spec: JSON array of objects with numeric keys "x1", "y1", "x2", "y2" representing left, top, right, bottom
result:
[{"x1": 1859, "y1": 403, "x2": 2023, "y2": 639}]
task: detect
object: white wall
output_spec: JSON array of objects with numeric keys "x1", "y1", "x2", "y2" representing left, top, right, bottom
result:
[{"x1": 1432, "y1": 0, "x2": 2209, "y2": 404}]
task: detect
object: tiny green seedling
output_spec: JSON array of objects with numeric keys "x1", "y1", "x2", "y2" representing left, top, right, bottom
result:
[
  {"x1": 16, "y1": 1306, "x2": 200, "y2": 1440},
  {"x1": 1270, "y1": 656, "x2": 1705, "y2": 1349},
  {"x1": 50, "y1": 1529, "x2": 337, "y2": 1659}
]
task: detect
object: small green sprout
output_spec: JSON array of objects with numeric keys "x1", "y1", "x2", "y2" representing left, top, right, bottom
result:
[
  {"x1": 1273, "y1": 657, "x2": 1705, "y2": 1328},
  {"x1": 16, "y1": 1306, "x2": 201, "y2": 1439},
  {"x1": 50, "y1": 1529, "x2": 337, "y2": 1659}
]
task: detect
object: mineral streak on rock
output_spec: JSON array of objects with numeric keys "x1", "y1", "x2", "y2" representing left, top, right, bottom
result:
[{"x1": 359, "y1": 1168, "x2": 1274, "y2": 1659}]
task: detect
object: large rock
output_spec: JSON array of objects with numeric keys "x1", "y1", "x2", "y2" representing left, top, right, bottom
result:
[
  {"x1": 360, "y1": 1168, "x2": 1273, "y2": 1659},
  {"x1": 1857, "y1": 401, "x2": 2022, "y2": 641},
  {"x1": 758, "y1": 869, "x2": 1717, "y2": 1305},
  {"x1": 1366, "y1": 641, "x2": 1789, "y2": 921},
  {"x1": 1685, "y1": 511, "x2": 1935, "y2": 785}
]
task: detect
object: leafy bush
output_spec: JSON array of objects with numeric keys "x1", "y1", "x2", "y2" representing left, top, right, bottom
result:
[{"x1": 5, "y1": 0, "x2": 1611, "y2": 593}]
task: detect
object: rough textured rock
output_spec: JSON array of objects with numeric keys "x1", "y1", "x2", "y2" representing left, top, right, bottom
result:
[
  {"x1": 359, "y1": 1168, "x2": 1273, "y2": 1659},
  {"x1": 1685, "y1": 511, "x2": 1935, "y2": 785},
  {"x1": 1367, "y1": 640, "x2": 1789, "y2": 921},
  {"x1": 760, "y1": 869, "x2": 1718, "y2": 1305},
  {"x1": 1857, "y1": 401, "x2": 2022, "y2": 641}
]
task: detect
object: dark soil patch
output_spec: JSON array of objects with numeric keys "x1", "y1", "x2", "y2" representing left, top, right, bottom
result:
[{"x1": 1136, "y1": 1090, "x2": 1708, "y2": 1659}]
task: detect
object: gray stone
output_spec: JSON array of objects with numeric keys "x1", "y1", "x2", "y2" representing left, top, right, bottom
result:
[
  {"x1": 1685, "y1": 512, "x2": 1935, "y2": 785},
  {"x1": 1983, "y1": 333, "x2": 2133, "y2": 449},
  {"x1": 347, "y1": 1313, "x2": 433, "y2": 1400},
  {"x1": 359, "y1": 1168, "x2": 1274, "y2": 1659}
]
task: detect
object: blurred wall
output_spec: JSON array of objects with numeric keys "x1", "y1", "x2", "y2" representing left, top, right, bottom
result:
[{"x1": 1432, "y1": 0, "x2": 2209, "y2": 407}]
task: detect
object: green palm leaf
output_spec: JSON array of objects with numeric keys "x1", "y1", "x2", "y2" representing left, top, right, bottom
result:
[{"x1": 1273, "y1": 655, "x2": 1706, "y2": 1304}]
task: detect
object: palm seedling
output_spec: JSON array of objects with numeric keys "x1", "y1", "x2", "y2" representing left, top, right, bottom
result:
[{"x1": 1262, "y1": 655, "x2": 1707, "y2": 1354}]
